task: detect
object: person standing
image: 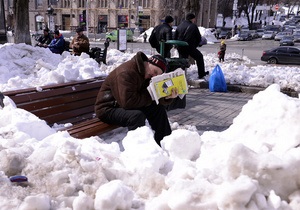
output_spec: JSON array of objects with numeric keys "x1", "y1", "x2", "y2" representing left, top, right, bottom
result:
[
  {"x1": 70, "y1": 27, "x2": 90, "y2": 56},
  {"x1": 218, "y1": 40, "x2": 226, "y2": 62},
  {"x1": 149, "y1": 16, "x2": 174, "y2": 58},
  {"x1": 94, "y1": 52, "x2": 178, "y2": 146},
  {"x1": 143, "y1": 33, "x2": 147, "y2": 43},
  {"x1": 36, "y1": 28, "x2": 53, "y2": 48},
  {"x1": 174, "y1": 13, "x2": 209, "y2": 79},
  {"x1": 48, "y1": 30, "x2": 65, "y2": 54}
]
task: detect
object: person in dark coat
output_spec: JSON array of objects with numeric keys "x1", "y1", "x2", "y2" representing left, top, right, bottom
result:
[
  {"x1": 94, "y1": 52, "x2": 178, "y2": 146},
  {"x1": 48, "y1": 30, "x2": 65, "y2": 54},
  {"x1": 149, "y1": 16, "x2": 174, "y2": 58},
  {"x1": 70, "y1": 27, "x2": 90, "y2": 56},
  {"x1": 36, "y1": 28, "x2": 53, "y2": 48},
  {"x1": 174, "y1": 13, "x2": 209, "y2": 79}
]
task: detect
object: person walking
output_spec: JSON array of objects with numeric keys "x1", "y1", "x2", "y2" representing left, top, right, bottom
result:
[
  {"x1": 94, "y1": 52, "x2": 178, "y2": 146},
  {"x1": 36, "y1": 28, "x2": 53, "y2": 48},
  {"x1": 149, "y1": 16, "x2": 174, "y2": 58},
  {"x1": 48, "y1": 30, "x2": 65, "y2": 54},
  {"x1": 70, "y1": 27, "x2": 90, "y2": 56},
  {"x1": 174, "y1": 13, "x2": 209, "y2": 79},
  {"x1": 218, "y1": 40, "x2": 226, "y2": 62}
]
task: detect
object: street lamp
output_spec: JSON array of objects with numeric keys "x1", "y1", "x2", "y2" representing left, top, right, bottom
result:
[
  {"x1": 47, "y1": 5, "x2": 54, "y2": 31},
  {"x1": 232, "y1": 0, "x2": 238, "y2": 37},
  {"x1": 133, "y1": 0, "x2": 140, "y2": 36}
]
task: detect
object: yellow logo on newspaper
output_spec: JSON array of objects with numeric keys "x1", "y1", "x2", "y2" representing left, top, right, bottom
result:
[{"x1": 154, "y1": 74, "x2": 188, "y2": 98}]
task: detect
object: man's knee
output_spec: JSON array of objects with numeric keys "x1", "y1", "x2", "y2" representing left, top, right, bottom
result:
[{"x1": 127, "y1": 111, "x2": 146, "y2": 130}]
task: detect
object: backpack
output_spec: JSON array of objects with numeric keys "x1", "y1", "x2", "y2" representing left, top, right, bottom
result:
[{"x1": 149, "y1": 27, "x2": 159, "y2": 48}]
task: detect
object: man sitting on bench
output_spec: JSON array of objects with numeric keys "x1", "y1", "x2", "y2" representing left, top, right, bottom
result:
[{"x1": 94, "y1": 52, "x2": 178, "y2": 146}]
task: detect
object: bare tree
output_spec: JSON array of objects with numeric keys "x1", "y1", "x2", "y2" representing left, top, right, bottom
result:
[
  {"x1": 160, "y1": 0, "x2": 201, "y2": 25},
  {"x1": 13, "y1": 0, "x2": 31, "y2": 44},
  {"x1": 218, "y1": 0, "x2": 234, "y2": 26},
  {"x1": 238, "y1": 0, "x2": 264, "y2": 29}
]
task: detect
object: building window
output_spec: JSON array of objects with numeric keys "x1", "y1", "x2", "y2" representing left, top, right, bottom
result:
[
  {"x1": 142, "y1": 0, "x2": 149, "y2": 8},
  {"x1": 99, "y1": 0, "x2": 108, "y2": 8},
  {"x1": 78, "y1": 0, "x2": 86, "y2": 8},
  {"x1": 36, "y1": 0, "x2": 43, "y2": 7},
  {"x1": 117, "y1": 0, "x2": 129, "y2": 9},
  {"x1": 62, "y1": 0, "x2": 71, "y2": 8}
]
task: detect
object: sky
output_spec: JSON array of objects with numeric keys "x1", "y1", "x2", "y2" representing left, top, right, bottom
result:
[{"x1": 0, "y1": 24, "x2": 300, "y2": 210}]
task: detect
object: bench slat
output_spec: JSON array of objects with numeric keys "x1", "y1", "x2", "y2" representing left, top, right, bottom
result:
[
  {"x1": 8, "y1": 81, "x2": 102, "y2": 104},
  {"x1": 67, "y1": 119, "x2": 119, "y2": 139},
  {"x1": 18, "y1": 90, "x2": 98, "y2": 112},
  {"x1": 43, "y1": 105, "x2": 95, "y2": 125}
]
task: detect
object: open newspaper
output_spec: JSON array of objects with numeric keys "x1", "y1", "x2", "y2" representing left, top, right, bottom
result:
[{"x1": 147, "y1": 69, "x2": 188, "y2": 104}]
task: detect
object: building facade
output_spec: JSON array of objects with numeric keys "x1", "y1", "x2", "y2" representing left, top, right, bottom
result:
[{"x1": 4, "y1": 0, "x2": 217, "y2": 34}]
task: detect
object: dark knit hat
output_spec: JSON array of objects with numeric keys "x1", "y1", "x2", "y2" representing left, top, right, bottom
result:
[
  {"x1": 186, "y1": 13, "x2": 196, "y2": 20},
  {"x1": 43, "y1": 28, "x2": 49, "y2": 32},
  {"x1": 76, "y1": 27, "x2": 84, "y2": 33},
  {"x1": 165, "y1": 16, "x2": 174, "y2": 24},
  {"x1": 54, "y1": 30, "x2": 60, "y2": 35},
  {"x1": 148, "y1": 55, "x2": 168, "y2": 73}
]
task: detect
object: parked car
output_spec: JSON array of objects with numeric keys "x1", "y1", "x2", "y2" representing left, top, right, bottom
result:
[
  {"x1": 293, "y1": 31, "x2": 300, "y2": 42},
  {"x1": 262, "y1": 31, "x2": 276, "y2": 40},
  {"x1": 261, "y1": 46, "x2": 300, "y2": 64},
  {"x1": 279, "y1": 35, "x2": 294, "y2": 46},
  {"x1": 238, "y1": 31, "x2": 252, "y2": 41},
  {"x1": 249, "y1": 30, "x2": 259, "y2": 39},
  {"x1": 218, "y1": 30, "x2": 232, "y2": 39},
  {"x1": 274, "y1": 31, "x2": 291, "y2": 41},
  {"x1": 105, "y1": 29, "x2": 133, "y2": 42},
  {"x1": 256, "y1": 29, "x2": 265, "y2": 38}
]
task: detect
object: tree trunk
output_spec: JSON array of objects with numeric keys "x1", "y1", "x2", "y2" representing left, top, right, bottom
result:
[{"x1": 13, "y1": 0, "x2": 31, "y2": 44}]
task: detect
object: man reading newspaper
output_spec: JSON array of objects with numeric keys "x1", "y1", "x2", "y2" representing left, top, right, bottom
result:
[{"x1": 95, "y1": 53, "x2": 178, "y2": 146}]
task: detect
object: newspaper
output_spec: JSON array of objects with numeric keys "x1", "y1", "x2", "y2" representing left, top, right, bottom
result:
[{"x1": 147, "y1": 69, "x2": 188, "y2": 104}]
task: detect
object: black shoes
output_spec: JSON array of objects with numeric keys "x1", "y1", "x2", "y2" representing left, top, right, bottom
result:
[{"x1": 198, "y1": 71, "x2": 209, "y2": 79}]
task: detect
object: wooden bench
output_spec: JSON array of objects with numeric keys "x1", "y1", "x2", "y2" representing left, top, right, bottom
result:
[{"x1": 2, "y1": 78, "x2": 119, "y2": 139}]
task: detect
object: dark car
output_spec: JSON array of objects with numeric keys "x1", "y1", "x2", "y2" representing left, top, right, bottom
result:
[
  {"x1": 293, "y1": 31, "x2": 300, "y2": 42},
  {"x1": 261, "y1": 46, "x2": 300, "y2": 64},
  {"x1": 238, "y1": 31, "x2": 252, "y2": 41},
  {"x1": 279, "y1": 35, "x2": 294, "y2": 46},
  {"x1": 218, "y1": 30, "x2": 232, "y2": 39},
  {"x1": 256, "y1": 29, "x2": 264, "y2": 38}
]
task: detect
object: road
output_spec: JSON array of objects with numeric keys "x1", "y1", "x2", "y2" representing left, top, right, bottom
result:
[
  {"x1": 200, "y1": 39, "x2": 281, "y2": 65},
  {"x1": 89, "y1": 38, "x2": 299, "y2": 66},
  {"x1": 12, "y1": 33, "x2": 297, "y2": 66}
]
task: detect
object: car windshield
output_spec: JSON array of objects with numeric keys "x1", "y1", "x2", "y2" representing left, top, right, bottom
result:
[
  {"x1": 220, "y1": 31, "x2": 228, "y2": 34},
  {"x1": 282, "y1": 36, "x2": 293, "y2": 40}
]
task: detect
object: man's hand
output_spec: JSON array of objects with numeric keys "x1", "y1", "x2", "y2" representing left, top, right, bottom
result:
[{"x1": 165, "y1": 88, "x2": 179, "y2": 99}]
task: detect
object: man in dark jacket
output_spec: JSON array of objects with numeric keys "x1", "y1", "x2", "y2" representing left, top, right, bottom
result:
[
  {"x1": 70, "y1": 27, "x2": 90, "y2": 56},
  {"x1": 95, "y1": 52, "x2": 178, "y2": 146},
  {"x1": 174, "y1": 13, "x2": 209, "y2": 79},
  {"x1": 149, "y1": 16, "x2": 174, "y2": 58},
  {"x1": 36, "y1": 28, "x2": 53, "y2": 48}
]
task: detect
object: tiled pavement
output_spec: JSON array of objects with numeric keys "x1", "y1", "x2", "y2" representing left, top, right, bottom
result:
[{"x1": 167, "y1": 88, "x2": 255, "y2": 135}]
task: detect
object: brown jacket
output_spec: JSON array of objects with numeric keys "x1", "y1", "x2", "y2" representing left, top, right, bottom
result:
[
  {"x1": 95, "y1": 51, "x2": 171, "y2": 119},
  {"x1": 70, "y1": 34, "x2": 90, "y2": 55}
]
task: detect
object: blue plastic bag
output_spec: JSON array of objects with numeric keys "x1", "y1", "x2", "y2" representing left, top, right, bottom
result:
[{"x1": 209, "y1": 64, "x2": 227, "y2": 92}]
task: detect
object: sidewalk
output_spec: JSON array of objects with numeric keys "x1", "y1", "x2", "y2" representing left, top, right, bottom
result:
[{"x1": 168, "y1": 88, "x2": 254, "y2": 135}]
